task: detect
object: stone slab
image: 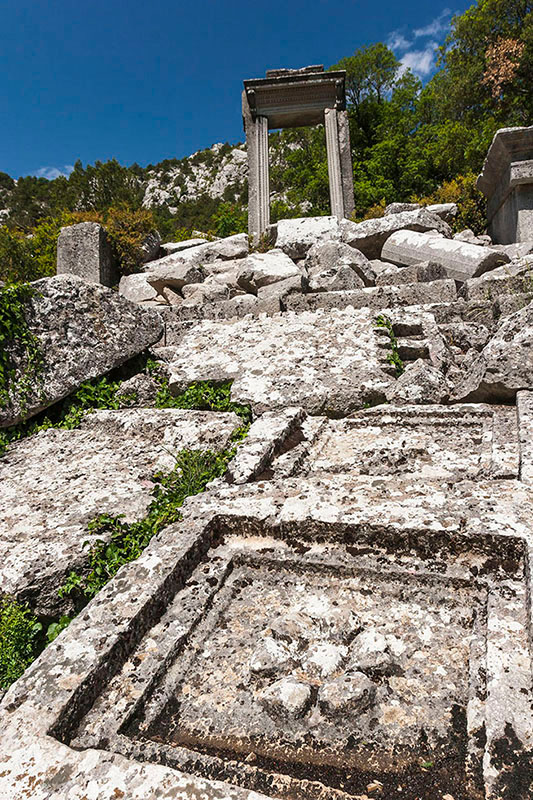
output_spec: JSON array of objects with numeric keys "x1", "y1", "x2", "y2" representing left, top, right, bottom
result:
[
  {"x1": 0, "y1": 408, "x2": 241, "y2": 616},
  {"x1": 285, "y1": 405, "x2": 520, "y2": 482},
  {"x1": 340, "y1": 208, "x2": 452, "y2": 259},
  {"x1": 0, "y1": 275, "x2": 164, "y2": 428},
  {"x1": 1, "y1": 475, "x2": 532, "y2": 799},
  {"x1": 284, "y1": 279, "x2": 456, "y2": 313},
  {"x1": 161, "y1": 308, "x2": 395, "y2": 415},
  {"x1": 454, "y1": 300, "x2": 533, "y2": 402}
]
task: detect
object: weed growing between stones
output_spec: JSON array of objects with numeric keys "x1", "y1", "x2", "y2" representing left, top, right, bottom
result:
[
  {"x1": 59, "y1": 447, "x2": 238, "y2": 605},
  {"x1": 0, "y1": 596, "x2": 42, "y2": 689},
  {"x1": 0, "y1": 375, "x2": 124, "y2": 457},
  {"x1": 148, "y1": 360, "x2": 253, "y2": 431},
  {"x1": 374, "y1": 314, "x2": 405, "y2": 377},
  {"x1": 0, "y1": 283, "x2": 43, "y2": 415}
]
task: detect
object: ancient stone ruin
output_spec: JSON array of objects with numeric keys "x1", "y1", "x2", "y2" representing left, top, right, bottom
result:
[
  {"x1": 243, "y1": 66, "x2": 355, "y2": 240},
  {"x1": 1, "y1": 111, "x2": 533, "y2": 798}
]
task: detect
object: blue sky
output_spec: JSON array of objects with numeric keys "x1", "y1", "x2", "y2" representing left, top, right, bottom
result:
[{"x1": 0, "y1": 0, "x2": 472, "y2": 179}]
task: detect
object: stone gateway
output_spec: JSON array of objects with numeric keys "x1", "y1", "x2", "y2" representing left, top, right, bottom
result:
[{"x1": 243, "y1": 66, "x2": 355, "y2": 240}]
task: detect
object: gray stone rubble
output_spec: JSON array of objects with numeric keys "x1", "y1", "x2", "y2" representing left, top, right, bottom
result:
[{"x1": 3, "y1": 128, "x2": 533, "y2": 798}]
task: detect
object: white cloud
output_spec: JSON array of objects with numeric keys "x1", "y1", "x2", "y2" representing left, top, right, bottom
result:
[
  {"x1": 387, "y1": 31, "x2": 411, "y2": 53},
  {"x1": 413, "y1": 8, "x2": 452, "y2": 39},
  {"x1": 33, "y1": 165, "x2": 74, "y2": 180},
  {"x1": 400, "y1": 42, "x2": 439, "y2": 77}
]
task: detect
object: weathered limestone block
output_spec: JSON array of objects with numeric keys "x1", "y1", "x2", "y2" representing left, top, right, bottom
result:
[
  {"x1": 384, "y1": 202, "x2": 420, "y2": 215},
  {"x1": 291, "y1": 404, "x2": 519, "y2": 482},
  {"x1": 236, "y1": 249, "x2": 302, "y2": 293},
  {"x1": 2, "y1": 472, "x2": 531, "y2": 799},
  {"x1": 181, "y1": 282, "x2": 230, "y2": 305},
  {"x1": 57, "y1": 222, "x2": 117, "y2": 286},
  {"x1": 454, "y1": 300, "x2": 533, "y2": 402},
  {"x1": 145, "y1": 262, "x2": 205, "y2": 292},
  {"x1": 425, "y1": 202, "x2": 458, "y2": 223},
  {"x1": 517, "y1": 390, "x2": 533, "y2": 484},
  {"x1": 118, "y1": 272, "x2": 161, "y2": 304},
  {"x1": 161, "y1": 237, "x2": 208, "y2": 254},
  {"x1": 0, "y1": 275, "x2": 164, "y2": 428},
  {"x1": 284, "y1": 279, "x2": 457, "y2": 313},
  {"x1": 382, "y1": 229, "x2": 510, "y2": 281},
  {"x1": 375, "y1": 260, "x2": 447, "y2": 286},
  {"x1": 163, "y1": 308, "x2": 395, "y2": 414},
  {"x1": 226, "y1": 407, "x2": 306, "y2": 484},
  {"x1": 307, "y1": 264, "x2": 363, "y2": 293},
  {"x1": 145, "y1": 233, "x2": 248, "y2": 273},
  {"x1": 0, "y1": 408, "x2": 241, "y2": 616},
  {"x1": 273, "y1": 216, "x2": 340, "y2": 259},
  {"x1": 140, "y1": 230, "x2": 161, "y2": 264},
  {"x1": 340, "y1": 208, "x2": 452, "y2": 259},
  {"x1": 477, "y1": 126, "x2": 533, "y2": 243},
  {"x1": 461, "y1": 257, "x2": 533, "y2": 302},
  {"x1": 385, "y1": 359, "x2": 449, "y2": 405},
  {"x1": 454, "y1": 228, "x2": 492, "y2": 246},
  {"x1": 305, "y1": 239, "x2": 375, "y2": 286}
]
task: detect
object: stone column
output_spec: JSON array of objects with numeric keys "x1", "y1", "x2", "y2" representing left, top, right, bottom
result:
[
  {"x1": 325, "y1": 108, "x2": 344, "y2": 218},
  {"x1": 325, "y1": 108, "x2": 355, "y2": 219},
  {"x1": 337, "y1": 109, "x2": 355, "y2": 218},
  {"x1": 57, "y1": 222, "x2": 117, "y2": 286},
  {"x1": 243, "y1": 91, "x2": 270, "y2": 241}
]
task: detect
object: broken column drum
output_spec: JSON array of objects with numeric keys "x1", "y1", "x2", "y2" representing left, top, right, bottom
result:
[
  {"x1": 243, "y1": 66, "x2": 355, "y2": 240},
  {"x1": 477, "y1": 126, "x2": 533, "y2": 244}
]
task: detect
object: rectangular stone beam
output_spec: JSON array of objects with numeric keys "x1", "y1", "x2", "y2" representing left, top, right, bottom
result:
[
  {"x1": 243, "y1": 91, "x2": 270, "y2": 242},
  {"x1": 325, "y1": 108, "x2": 354, "y2": 219}
]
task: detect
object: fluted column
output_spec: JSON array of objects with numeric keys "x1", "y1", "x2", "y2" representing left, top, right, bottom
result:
[{"x1": 243, "y1": 92, "x2": 270, "y2": 241}]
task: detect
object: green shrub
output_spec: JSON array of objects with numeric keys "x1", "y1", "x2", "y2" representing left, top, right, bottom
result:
[
  {"x1": 60, "y1": 447, "x2": 237, "y2": 604},
  {"x1": 212, "y1": 202, "x2": 247, "y2": 237},
  {"x1": 0, "y1": 597, "x2": 42, "y2": 688},
  {"x1": 412, "y1": 173, "x2": 487, "y2": 235},
  {"x1": 105, "y1": 206, "x2": 159, "y2": 275},
  {"x1": 0, "y1": 283, "x2": 42, "y2": 414}
]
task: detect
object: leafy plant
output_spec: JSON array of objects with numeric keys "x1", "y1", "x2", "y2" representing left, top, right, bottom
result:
[
  {"x1": 105, "y1": 205, "x2": 159, "y2": 275},
  {"x1": 0, "y1": 374, "x2": 123, "y2": 457},
  {"x1": 150, "y1": 368, "x2": 252, "y2": 431},
  {"x1": 45, "y1": 615, "x2": 72, "y2": 643},
  {"x1": 59, "y1": 447, "x2": 237, "y2": 604},
  {"x1": 375, "y1": 314, "x2": 405, "y2": 377},
  {"x1": 0, "y1": 596, "x2": 42, "y2": 688},
  {"x1": 0, "y1": 283, "x2": 43, "y2": 414}
]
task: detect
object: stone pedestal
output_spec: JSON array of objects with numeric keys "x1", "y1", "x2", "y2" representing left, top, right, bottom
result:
[
  {"x1": 243, "y1": 66, "x2": 355, "y2": 241},
  {"x1": 57, "y1": 222, "x2": 118, "y2": 286},
  {"x1": 477, "y1": 126, "x2": 533, "y2": 244}
]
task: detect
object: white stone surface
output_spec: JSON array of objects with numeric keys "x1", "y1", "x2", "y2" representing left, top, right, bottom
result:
[{"x1": 382, "y1": 229, "x2": 510, "y2": 281}]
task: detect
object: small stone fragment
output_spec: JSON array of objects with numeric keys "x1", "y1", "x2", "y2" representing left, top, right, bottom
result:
[
  {"x1": 258, "y1": 677, "x2": 311, "y2": 718},
  {"x1": 318, "y1": 672, "x2": 377, "y2": 715},
  {"x1": 249, "y1": 637, "x2": 295, "y2": 676}
]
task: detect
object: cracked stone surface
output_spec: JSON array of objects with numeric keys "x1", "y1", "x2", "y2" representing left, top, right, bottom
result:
[
  {"x1": 4, "y1": 214, "x2": 533, "y2": 800},
  {"x1": 161, "y1": 308, "x2": 394, "y2": 415},
  {"x1": 0, "y1": 408, "x2": 241, "y2": 616},
  {"x1": 0, "y1": 275, "x2": 164, "y2": 427}
]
